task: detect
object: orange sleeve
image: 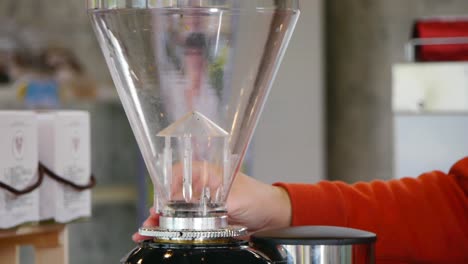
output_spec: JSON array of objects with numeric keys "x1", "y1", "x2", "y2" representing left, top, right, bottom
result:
[{"x1": 274, "y1": 157, "x2": 468, "y2": 264}]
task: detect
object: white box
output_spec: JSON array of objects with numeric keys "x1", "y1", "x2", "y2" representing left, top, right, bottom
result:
[
  {"x1": 0, "y1": 111, "x2": 39, "y2": 229},
  {"x1": 393, "y1": 62, "x2": 468, "y2": 113},
  {"x1": 38, "y1": 111, "x2": 92, "y2": 223}
]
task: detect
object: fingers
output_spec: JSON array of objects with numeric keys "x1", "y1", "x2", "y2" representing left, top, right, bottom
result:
[
  {"x1": 132, "y1": 209, "x2": 160, "y2": 243},
  {"x1": 145, "y1": 206, "x2": 160, "y2": 227},
  {"x1": 143, "y1": 216, "x2": 159, "y2": 227},
  {"x1": 149, "y1": 206, "x2": 158, "y2": 217},
  {"x1": 132, "y1": 232, "x2": 151, "y2": 242},
  {"x1": 169, "y1": 161, "x2": 225, "y2": 201}
]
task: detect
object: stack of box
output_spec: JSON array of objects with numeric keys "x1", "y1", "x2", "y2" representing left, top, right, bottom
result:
[
  {"x1": 38, "y1": 111, "x2": 92, "y2": 223},
  {"x1": 0, "y1": 111, "x2": 92, "y2": 229},
  {"x1": 0, "y1": 111, "x2": 39, "y2": 229}
]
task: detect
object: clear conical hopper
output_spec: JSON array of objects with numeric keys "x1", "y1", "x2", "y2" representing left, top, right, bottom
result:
[{"x1": 88, "y1": 0, "x2": 299, "y2": 232}]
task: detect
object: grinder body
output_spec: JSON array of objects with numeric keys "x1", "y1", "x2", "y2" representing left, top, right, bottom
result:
[
  {"x1": 122, "y1": 240, "x2": 271, "y2": 264},
  {"x1": 122, "y1": 226, "x2": 376, "y2": 264}
]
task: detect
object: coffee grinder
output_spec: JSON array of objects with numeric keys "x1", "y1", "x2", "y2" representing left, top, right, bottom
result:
[{"x1": 87, "y1": 1, "x2": 376, "y2": 263}]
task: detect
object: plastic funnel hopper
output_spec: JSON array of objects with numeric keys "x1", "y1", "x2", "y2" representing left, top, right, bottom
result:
[{"x1": 88, "y1": 0, "x2": 299, "y2": 235}]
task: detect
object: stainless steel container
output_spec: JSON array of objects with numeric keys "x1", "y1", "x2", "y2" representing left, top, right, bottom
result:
[{"x1": 251, "y1": 226, "x2": 376, "y2": 264}]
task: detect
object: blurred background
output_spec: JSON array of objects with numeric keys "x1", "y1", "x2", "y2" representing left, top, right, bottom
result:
[{"x1": 1, "y1": 0, "x2": 468, "y2": 263}]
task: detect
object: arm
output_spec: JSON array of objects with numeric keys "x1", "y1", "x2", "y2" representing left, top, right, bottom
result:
[{"x1": 275, "y1": 157, "x2": 468, "y2": 263}]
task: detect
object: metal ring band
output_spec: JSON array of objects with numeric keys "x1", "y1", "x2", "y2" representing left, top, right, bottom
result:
[
  {"x1": 159, "y1": 216, "x2": 228, "y2": 231},
  {"x1": 139, "y1": 225, "x2": 247, "y2": 240}
]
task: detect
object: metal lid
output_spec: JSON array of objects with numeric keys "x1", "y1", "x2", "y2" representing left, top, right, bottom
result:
[{"x1": 251, "y1": 226, "x2": 377, "y2": 246}]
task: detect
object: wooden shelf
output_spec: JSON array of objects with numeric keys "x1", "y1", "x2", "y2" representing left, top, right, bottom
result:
[{"x1": 0, "y1": 224, "x2": 68, "y2": 264}]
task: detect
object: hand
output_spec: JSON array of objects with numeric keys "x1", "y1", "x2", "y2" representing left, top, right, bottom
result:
[
  {"x1": 132, "y1": 172, "x2": 292, "y2": 242},
  {"x1": 132, "y1": 206, "x2": 159, "y2": 242},
  {"x1": 226, "y1": 172, "x2": 292, "y2": 232}
]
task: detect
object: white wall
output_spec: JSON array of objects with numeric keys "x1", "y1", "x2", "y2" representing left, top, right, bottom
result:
[
  {"x1": 395, "y1": 115, "x2": 468, "y2": 179},
  {"x1": 252, "y1": 0, "x2": 324, "y2": 184}
]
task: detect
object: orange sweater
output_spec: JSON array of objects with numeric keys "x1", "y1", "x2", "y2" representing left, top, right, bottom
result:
[{"x1": 275, "y1": 157, "x2": 468, "y2": 264}]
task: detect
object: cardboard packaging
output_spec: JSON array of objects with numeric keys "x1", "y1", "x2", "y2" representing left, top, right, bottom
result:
[
  {"x1": 38, "y1": 111, "x2": 92, "y2": 223},
  {"x1": 0, "y1": 111, "x2": 39, "y2": 229}
]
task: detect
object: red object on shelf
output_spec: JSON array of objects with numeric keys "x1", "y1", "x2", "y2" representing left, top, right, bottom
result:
[{"x1": 414, "y1": 18, "x2": 468, "y2": 61}]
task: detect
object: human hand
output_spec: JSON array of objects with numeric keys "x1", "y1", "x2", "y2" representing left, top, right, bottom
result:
[
  {"x1": 132, "y1": 206, "x2": 159, "y2": 242},
  {"x1": 226, "y1": 172, "x2": 292, "y2": 232},
  {"x1": 132, "y1": 172, "x2": 292, "y2": 242}
]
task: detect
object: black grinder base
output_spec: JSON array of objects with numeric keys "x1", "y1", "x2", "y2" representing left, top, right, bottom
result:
[{"x1": 121, "y1": 239, "x2": 271, "y2": 264}]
